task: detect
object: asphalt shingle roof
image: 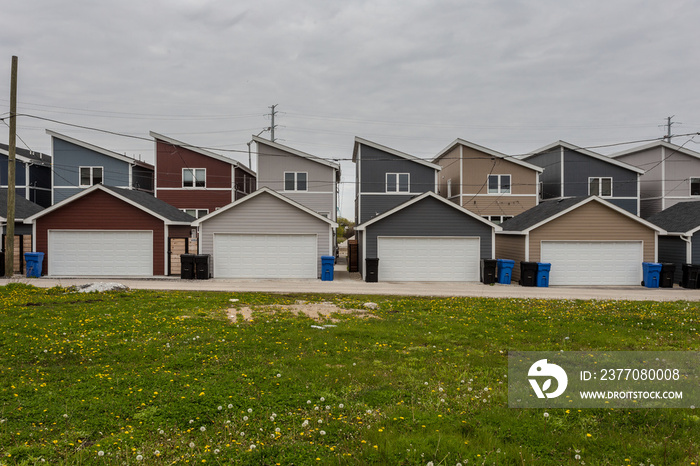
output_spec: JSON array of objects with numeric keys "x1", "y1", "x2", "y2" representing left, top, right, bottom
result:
[
  {"x1": 500, "y1": 197, "x2": 590, "y2": 231},
  {"x1": 646, "y1": 201, "x2": 700, "y2": 233},
  {"x1": 0, "y1": 143, "x2": 51, "y2": 165},
  {"x1": 101, "y1": 186, "x2": 196, "y2": 223},
  {"x1": 0, "y1": 189, "x2": 44, "y2": 220}
]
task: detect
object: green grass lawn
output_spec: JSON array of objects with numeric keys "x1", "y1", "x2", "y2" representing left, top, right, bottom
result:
[{"x1": 0, "y1": 283, "x2": 699, "y2": 465}]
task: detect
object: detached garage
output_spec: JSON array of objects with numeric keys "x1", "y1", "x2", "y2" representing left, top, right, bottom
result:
[
  {"x1": 355, "y1": 192, "x2": 500, "y2": 282},
  {"x1": 24, "y1": 185, "x2": 195, "y2": 276},
  {"x1": 496, "y1": 196, "x2": 665, "y2": 285},
  {"x1": 193, "y1": 188, "x2": 337, "y2": 279}
]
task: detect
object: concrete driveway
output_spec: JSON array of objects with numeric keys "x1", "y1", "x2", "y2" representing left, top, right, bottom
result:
[{"x1": 2, "y1": 260, "x2": 698, "y2": 301}]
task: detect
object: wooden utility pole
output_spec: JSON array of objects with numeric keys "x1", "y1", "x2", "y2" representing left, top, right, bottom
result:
[{"x1": 5, "y1": 56, "x2": 17, "y2": 277}]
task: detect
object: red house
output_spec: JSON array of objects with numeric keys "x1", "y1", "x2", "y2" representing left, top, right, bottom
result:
[{"x1": 150, "y1": 132, "x2": 256, "y2": 218}]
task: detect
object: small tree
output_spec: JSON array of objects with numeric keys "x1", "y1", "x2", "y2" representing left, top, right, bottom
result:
[{"x1": 337, "y1": 217, "x2": 355, "y2": 243}]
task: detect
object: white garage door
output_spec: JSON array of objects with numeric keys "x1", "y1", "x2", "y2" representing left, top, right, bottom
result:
[
  {"x1": 213, "y1": 234, "x2": 317, "y2": 278},
  {"x1": 540, "y1": 241, "x2": 643, "y2": 286},
  {"x1": 48, "y1": 230, "x2": 153, "y2": 276},
  {"x1": 377, "y1": 236, "x2": 480, "y2": 282}
]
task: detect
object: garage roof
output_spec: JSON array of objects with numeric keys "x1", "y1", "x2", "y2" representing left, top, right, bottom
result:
[
  {"x1": 647, "y1": 200, "x2": 700, "y2": 235},
  {"x1": 0, "y1": 188, "x2": 44, "y2": 221}
]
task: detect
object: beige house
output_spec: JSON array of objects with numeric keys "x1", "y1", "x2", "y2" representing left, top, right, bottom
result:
[
  {"x1": 432, "y1": 139, "x2": 543, "y2": 224},
  {"x1": 496, "y1": 196, "x2": 665, "y2": 286}
]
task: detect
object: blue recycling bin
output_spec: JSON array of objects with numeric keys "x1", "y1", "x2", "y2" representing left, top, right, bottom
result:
[
  {"x1": 642, "y1": 262, "x2": 662, "y2": 288},
  {"x1": 536, "y1": 262, "x2": 551, "y2": 287},
  {"x1": 321, "y1": 255, "x2": 335, "y2": 281},
  {"x1": 496, "y1": 259, "x2": 515, "y2": 284},
  {"x1": 24, "y1": 252, "x2": 45, "y2": 278}
]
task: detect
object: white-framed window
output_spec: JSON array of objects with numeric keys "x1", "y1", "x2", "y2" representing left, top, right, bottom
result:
[
  {"x1": 79, "y1": 166, "x2": 103, "y2": 187},
  {"x1": 182, "y1": 208, "x2": 209, "y2": 219},
  {"x1": 487, "y1": 174, "x2": 511, "y2": 194},
  {"x1": 690, "y1": 177, "x2": 700, "y2": 196},
  {"x1": 482, "y1": 215, "x2": 513, "y2": 225},
  {"x1": 284, "y1": 172, "x2": 308, "y2": 191},
  {"x1": 447, "y1": 179, "x2": 452, "y2": 198},
  {"x1": 386, "y1": 173, "x2": 409, "y2": 193},
  {"x1": 183, "y1": 168, "x2": 206, "y2": 188},
  {"x1": 589, "y1": 177, "x2": 612, "y2": 197}
]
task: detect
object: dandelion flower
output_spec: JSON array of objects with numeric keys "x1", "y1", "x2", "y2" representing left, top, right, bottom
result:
[
  {"x1": 243, "y1": 416, "x2": 248, "y2": 421},
  {"x1": 544, "y1": 412, "x2": 549, "y2": 418},
  {"x1": 136, "y1": 455, "x2": 143, "y2": 461},
  {"x1": 247, "y1": 408, "x2": 253, "y2": 413},
  {"x1": 250, "y1": 444, "x2": 256, "y2": 450},
  {"x1": 228, "y1": 404, "x2": 233, "y2": 409},
  {"x1": 97, "y1": 451, "x2": 104, "y2": 457},
  {"x1": 189, "y1": 442, "x2": 195, "y2": 448},
  {"x1": 275, "y1": 427, "x2": 281, "y2": 433},
  {"x1": 318, "y1": 419, "x2": 323, "y2": 424},
  {"x1": 214, "y1": 449, "x2": 220, "y2": 454},
  {"x1": 240, "y1": 432, "x2": 245, "y2": 437},
  {"x1": 320, "y1": 430, "x2": 326, "y2": 435},
  {"x1": 200, "y1": 426, "x2": 206, "y2": 432},
  {"x1": 338, "y1": 403, "x2": 344, "y2": 408},
  {"x1": 217, "y1": 406, "x2": 222, "y2": 411},
  {"x1": 189, "y1": 419, "x2": 194, "y2": 424},
  {"x1": 276, "y1": 373, "x2": 281, "y2": 378},
  {"x1": 154, "y1": 450, "x2": 161, "y2": 456},
  {"x1": 320, "y1": 397, "x2": 325, "y2": 402}
]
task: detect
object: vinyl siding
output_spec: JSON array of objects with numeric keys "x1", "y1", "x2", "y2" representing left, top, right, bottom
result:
[
  {"x1": 435, "y1": 146, "x2": 461, "y2": 199},
  {"x1": 155, "y1": 140, "x2": 233, "y2": 189},
  {"x1": 528, "y1": 201, "x2": 656, "y2": 263},
  {"x1": 360, "y1": 194, "x2": 420, "y2": 224},
  {"x1": 198, "y1": 192, "x2": 332, "y2": 277},
  {"x1": 563, "y1": 150, "x2": 638, "y2": 199},
  {"x1": 256, "y1": 141, "x2": 335, "y2": 194},
  {"x1": 615, "y1": 147, "x2": 662, "y2": 199},
  {"x1": 665, "y1": 152, "x2": 700, "y2": 198},
  {"x1": 34, "y1": 189, "x2": 166, "y2": 275},
  {"x1": 362, "y1": 196, "x2": 493, "y2": 259},
  {"x1": 156, "y1": 190, "x2": 233, "y2": 214},
  {"x1": 460, "y1": 196, "x2": 537, "y2": 217},
  {"x1": 692, "y1": 234, "x2": 700, "y2": 265},
  {"x1": 495, "y1": 234, "x2": 527, "y2": 282},
  {"x1": 641, "y1": 198, "x2": 663, "y2": 219},
  {"x1": 527, "y1": 150, "x2": 561, "y2": 198},
  {"x1": 658, "y1": 236, "x2": 687, "y2": 283}
]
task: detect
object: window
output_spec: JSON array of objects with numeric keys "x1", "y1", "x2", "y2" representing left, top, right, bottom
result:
[
  {"x1": 182, "y1": 209, "x2": 209, "y2": 219},
  {"x1": 183, "y1": 168, "x2": 206, "y2": 188},
  {"x1": 589, "y1": 177, "x2": 612, "y2": 197},
  {"x1": 483, "y1": 215, "x2": 513, "y2": 225},
  {"x1": 284, "y1": 172, "x2": 308, "y2": 191},
  {"x1": 79, "y1": 166, "x2": 103, "y2": 187},
  {"x1": 386, "y1": 173, "x2": 409, "y2": 193},
  {"x1": 691, "y1": 177, "x2": 700, "y2": 196},
  {"x1": 487, "y1": 174, "x2": 511, "y2": 194}
]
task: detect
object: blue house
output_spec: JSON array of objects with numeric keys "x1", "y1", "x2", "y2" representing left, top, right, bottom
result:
[
  {"x1": 523, "y1": 140, "x2": 643, "y2": 215},
  {"x1": 0, "y1": 143, "x2": 52, "y2": 207},
  {"x1": 48, "y1": 130, "x2": 154, "y2": 204}
]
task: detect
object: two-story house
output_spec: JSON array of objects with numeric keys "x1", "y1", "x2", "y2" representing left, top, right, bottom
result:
[
  {"x1": 523, "y1": 140, "x2": 643, "y2": 216},
  {"x1": 610, "y1": 140, "x2": 700, "y2": 218},
  {"x1": 253, "y1": 135, "x2": 340, "y2": 221},
  {"x1": 48, "y1": 130, "x2": 154, "y2": 204},
  {"x1": 151, "y1": 131, "x2": 256, "y2": 218},
  {"x1": 432, "y1": 139, "x2": 543, "y2": 224},
  {"x1": 0, "y1": 143, "x2": 52, "y2": 207}
]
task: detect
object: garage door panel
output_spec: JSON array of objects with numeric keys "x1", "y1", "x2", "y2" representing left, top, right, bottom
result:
[
  {"x1": 377, "y1": 237, "x2": 480, "y2": 282},
  {"x1": 214, "y1": 234, "x2": 317, "y2": 278},
  {"x1": 540, "y1": 241, "x2": 642, "y2": 286},
  {"x1": 49, "y1": 230, "x2": 153, "y2": 276}
]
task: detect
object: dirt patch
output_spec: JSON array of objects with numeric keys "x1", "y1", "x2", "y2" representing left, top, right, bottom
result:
[{"x1": 227, "y1": 300, "x2": 377, "y2": 322}]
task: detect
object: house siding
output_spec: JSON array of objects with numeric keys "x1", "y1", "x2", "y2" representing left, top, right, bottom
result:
[
  {"x1": 52, "y1": 138, "x2": 132, "y2": 204},
  {"x1": 563, "y1": 150, "x2": 638, "y2": 199},
  {"x1": 34, "y1": 189, "x2": 166, "y2": 275},
  {"x1": 1, "y1": 156, "x2": 52, "y2": 207},
  {"x1": 665, "y1": 152, "x2": 700, "y2": 198},
  {"x1": 526, "y1": 149, "x2": 561, "y2": 198},
  {"x1": 460, "y1": 196, "x2": 537, "y2": 217},
  {"x1": 362, "y1": 197, "x2": 493, "y2": 259},
  {"x1": 435, "y1": 146, "x2": 461, "y2": 200},
  {"x1": 357, "y1": 144, "x2": 437, "y2": 224},
  {"x1": 658, "y1": 236, "x2": 687, "y2": 283},
  {"x1": 198, "y1": 192, "x2": 331, "y2": 277},
  {"x1": 692, "y1": 234, "x2": 700, "y2": 265},
  {"x1": 641, "y1": 198, "x2": 663, "y2": 219},
  {"x1": 527, "y1": 201, "x2": 656, "y2": 263},
  {"x1": 495, "y1": 234, "x2": 527, "y2": 282},
  {"x1": 616, "y1": 147, "x2": 662, "y2": 201}
]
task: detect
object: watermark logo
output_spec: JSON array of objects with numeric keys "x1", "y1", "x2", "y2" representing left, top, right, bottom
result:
[{"x1": 528, "y1": 359, "x2": 568, "y2": 398}]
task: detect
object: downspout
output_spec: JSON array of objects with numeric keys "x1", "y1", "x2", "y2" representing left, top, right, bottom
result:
[{"x1": 681, "y1": 235, "x2": 692, "y2": 264}]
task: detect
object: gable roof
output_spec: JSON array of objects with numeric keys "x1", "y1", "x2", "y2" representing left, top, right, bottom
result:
[
  {"x1": 192, "y1": 187, "x2": 338, "y2": 227},
  {"x1": 253, "y1": 136, "x2": 340, "y2": 170},
  {"x1": 352, "y1": 137, "x2": 442, "y2": 171},
  {"x1": 646, "y1": 200, "x2": 700, "y2": 235},
  {"x1": 610, "y1": 140, "x2": 700, "y2": 161},
  {"x1": 23, "y1": 184, "x2": 195, "y2": 225},
  {"x1": 432, "y1": 138, "x2": 543, "y2": 173},
  {"x1": 46, "y1": 130, "x2": 153, "y2": 169},
  {"x1": 524, "y1": 140, "x2": 645, "y2": 174},
  {"x1": 499, "y1": 196, "x2": 665, "y2": 234},
  {"x1": 0, "y1": 143, "x2": 51, "y2": 166},
  {"x1": 355, "y1": 191, "x2": 501, "y2": 231},
  {"x1": 150, "y1": 131, "x2": 256, "y2": 176},
  {"x1": 0, "y1": 188, "x2": 44, "y2": 221}
]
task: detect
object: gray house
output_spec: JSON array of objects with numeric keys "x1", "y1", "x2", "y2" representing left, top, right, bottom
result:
[
  {"x1": 48, "y1": 130, "x2": 154, "y2": 204},
  {"x1": 524, "y1": 141, "x2": 643, "y2": 215},
  {"x1": 254, "y1": 136, "x2": 340, "y2": 221},
  {"x1": 355, "y1": 191, "x2": 500, "y2": 281},
  {"x1": 353, "y1": 137, "x2": 441, "y2": 224},
  {"x1": 610, "y1": 141, "x2": 700, "y2": 218},
  {"x1": 647, "y1": 201, "x2": 700, "y2": 283},
  {"x1": 0, "y1": 143, "x2": 52, "y2": 207}
]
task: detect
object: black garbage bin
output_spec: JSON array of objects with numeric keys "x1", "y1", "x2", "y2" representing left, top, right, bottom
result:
[
  {"x1": 681, "y1": 263, "x2": 700, "y2": 289},
  {"x1": 365, "y1": 258, "x2": 379, "y2": 283},
  {"x1": 481, "y1": 259, "x2": 497, "y2": 284},
  {"x1": 519, "y1": 261, "x2": 538, "y2": 287},
  {"x1": 195, "y1": 254, "x2": 210, "y2": 280},
  {"x1": 660, "y1": 263, "x2": 675, "y2": 288},
  {"x1": 0, "y1": 251, "x2": 4, "y2": 276},
  {"x1": 180, "y1": 254, "x2": 195, "y2": 279}
]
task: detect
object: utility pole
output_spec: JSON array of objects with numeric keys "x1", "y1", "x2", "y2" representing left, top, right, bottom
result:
[
  {"x1": 5, "y1": 56, "x2": 17, "y2": 277},
  {"x1": 665, "y1": 115, "x2": 675, "y2": 143},
  {"x1": 268, "y1": 104, "x2": 278, "y2": 142}
]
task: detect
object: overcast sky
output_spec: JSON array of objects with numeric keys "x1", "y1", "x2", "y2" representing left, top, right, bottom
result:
[{"x1": 2, "y1": 0, "x2": 700, "y2": 219}]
